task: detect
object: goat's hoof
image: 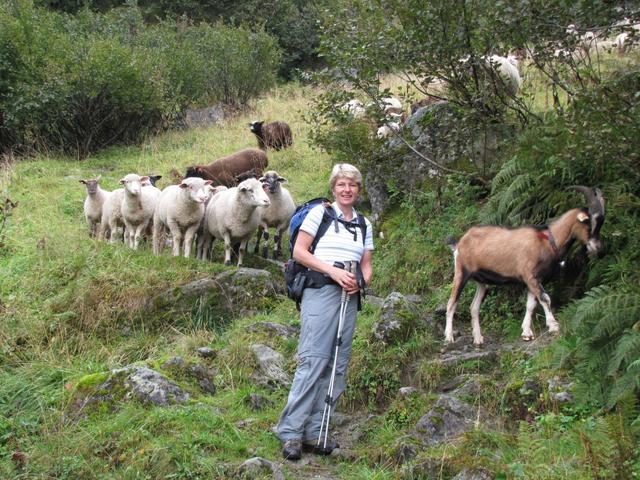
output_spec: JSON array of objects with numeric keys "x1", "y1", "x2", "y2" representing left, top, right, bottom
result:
[{"x1": 521, "y1": 334, "x2": 535, "y2": 341}]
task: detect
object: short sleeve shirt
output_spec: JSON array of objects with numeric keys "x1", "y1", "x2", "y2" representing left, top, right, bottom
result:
[{"x1": 300, "y1": 202, "x2": 374, "y2": 264}]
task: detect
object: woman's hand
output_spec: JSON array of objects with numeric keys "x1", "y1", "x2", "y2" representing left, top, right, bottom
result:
[{"x1": 329, "y1": 266, "x2": 359, "y2": 294}]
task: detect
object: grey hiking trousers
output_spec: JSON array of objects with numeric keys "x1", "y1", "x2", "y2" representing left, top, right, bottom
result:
[{"x1": 276, "y1": 284, "x2": 358, "y2": 442}]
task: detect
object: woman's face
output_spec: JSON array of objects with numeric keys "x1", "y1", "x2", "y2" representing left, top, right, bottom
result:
[{"x1": 332, "y1": 176, "x2": 360, "y2": 209}]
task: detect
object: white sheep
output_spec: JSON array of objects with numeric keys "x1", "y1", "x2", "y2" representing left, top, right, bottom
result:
[
  {"x1": 119, "y1": 174, "x2": 161, "y2": 250},
  {"x1": 99, "y1": 188, "x2": 125, "y2": 243},
  {"x1": 79, "y1": 175, "x2": 109, "y2": 238},
  {"x1": 486, "y1": 54, "x2": 522, "y2": 96},
  {"x1": 153, "y1": 177, "x2": 212, "y2": 258},
  {"x1": 376, "y1": 121, "x2": 401, "y2": 139},
  {"x1": 340, "y1": 99, "x2": 366, "y2": 119},
  {"x1": 202, "y1": 178, "x2": 270, "y2": 266},
  {"x1": 195, "y1": 185, "x2": 228, "y2": 261},
  {"x1": 254, "y1": 171, "x2": 296, "y2": 259}
]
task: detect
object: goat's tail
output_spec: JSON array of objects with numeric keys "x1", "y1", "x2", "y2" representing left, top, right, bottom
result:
[{"x1": 445, "y1": 235, "x2": 457, "y2": 251}]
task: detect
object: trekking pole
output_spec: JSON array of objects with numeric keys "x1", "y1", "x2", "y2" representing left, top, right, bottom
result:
[{"x1": 317, "y1": 261, "x2": 356, "y2": 452}]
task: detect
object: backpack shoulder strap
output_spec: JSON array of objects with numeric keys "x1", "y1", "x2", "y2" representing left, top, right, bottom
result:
[
  {"x1": 356, "y1": 213, "x2": 367, "y2": 245},
  {"x1": 309, "y1": 206, "x2": 334, "y2": 253}
]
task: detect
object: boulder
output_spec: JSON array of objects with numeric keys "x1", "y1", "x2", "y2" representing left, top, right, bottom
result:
[
  {"x1": 236, "y1": 457, "x2": 284, "y2": 480},
  {"x1": 415, "y1": 395, "x2": 485, "y2": 446},
  {"x1": 148, "y1": 268, "x2": 284, "y2": 322},
  {"x1": 372, "y1": 292, "x2": 420, "y2": 344},
  {"x1": 250, "y1": 344, "x2": 291, "y2": 390}
]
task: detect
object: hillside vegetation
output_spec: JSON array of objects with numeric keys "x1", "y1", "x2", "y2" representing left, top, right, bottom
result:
[{"x1": 1, "y1": 1, "x2": 640, "y2": 479}]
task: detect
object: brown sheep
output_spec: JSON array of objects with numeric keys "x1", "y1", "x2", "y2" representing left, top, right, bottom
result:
[
  {"x1": 184, "y1": 148, "x2": 268, "y2": 187},
  {"x1": 249, "y1": 120, "x2": 293, "y2": 151}
]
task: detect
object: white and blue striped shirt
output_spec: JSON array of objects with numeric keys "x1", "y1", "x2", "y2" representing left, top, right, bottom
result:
[{"x1": 300, "y1": 202, "x2": 374, "y2": 264}]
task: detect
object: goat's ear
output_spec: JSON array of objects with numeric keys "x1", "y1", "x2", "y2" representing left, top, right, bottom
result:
[{"x1": 577, "y1": 211, "x2": 590, "y2": 223}]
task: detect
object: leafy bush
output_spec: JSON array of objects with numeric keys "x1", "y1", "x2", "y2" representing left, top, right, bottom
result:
[{"x1": 0, "y1": 2, "x2": 281, "y2": 157}]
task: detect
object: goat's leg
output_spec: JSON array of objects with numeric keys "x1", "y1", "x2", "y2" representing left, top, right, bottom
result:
[
  {"x1": 524, "y1": 278, "x2": 560, "y2": 336},
  {"x1": 470, "y1": 282, "x2": 487, "y2": 346},
  {"x1": 538, "y1": 286, "x2": 560, "y2": 334},
  {"x1": 445, "y1": 267, "x2": 468, "y2": 343},
  {"x1": 521, "y1": 291, "x2": 538, "y2": 341}
]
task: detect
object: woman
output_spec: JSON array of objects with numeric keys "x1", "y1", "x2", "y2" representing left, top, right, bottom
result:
[{"x1": 276, "y1": 163, "x2": 374, "y2": 460}]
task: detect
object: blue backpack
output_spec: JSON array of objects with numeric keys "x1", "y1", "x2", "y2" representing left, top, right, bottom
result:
[{"x1": 285, "y1": 198, "x2": 366, "y2": 306}]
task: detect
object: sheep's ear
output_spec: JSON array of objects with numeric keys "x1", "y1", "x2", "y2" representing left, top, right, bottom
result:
[
  {"x1": 239, "y1": 185, "x2": 249, "y2": 192},
  {"x1": 277, "y1": 177, "x2": 287, "y2": 183},
  {"x1": 196, "y1": 167, "x2": 204, "y2": 173},
  {"x1": 119, "y1": 178, "x2": 126, "y2": 184},
  {"x1": 79, "y1": 179, "x2": 87, "y2": 184},
  {"x1": 577, "y1": 211, "x2": 590, "y2": 223},
  {"x1": 140, "y1": 176, "x2": 150, "y2": 183},
  {"x1": 204, "y1": 180, "x2": 213, "y2": 186},
  {"x1": 179, "y1": 182, "x2": 188, "y2": 189},
  {"x1": 258, "y1": 176, "x2": 266, "y2": 182},
  {"x1": 96, "y1": 174, "x2": 102, "y2": 182}
]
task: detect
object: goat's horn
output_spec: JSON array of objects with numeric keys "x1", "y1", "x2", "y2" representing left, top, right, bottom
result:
[{"x1": 573, "y1": 185, "x2": 605, "y2": 215}]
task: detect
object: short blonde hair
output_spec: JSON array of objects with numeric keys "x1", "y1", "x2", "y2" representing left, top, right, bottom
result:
[{"x1": 329, "y1": 163, "x2": 362, "y2": 190}]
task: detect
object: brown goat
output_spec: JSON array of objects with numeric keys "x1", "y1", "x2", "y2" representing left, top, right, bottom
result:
[
  {"x1": 249, "y1": 120, "x2": 293, "y2": 151},
  {"x1": 184, "y1": 148, "x2": 268, "y2": 187},
  {"x1": 445, "y1": 186, "x2": 605, "y2": 345}
]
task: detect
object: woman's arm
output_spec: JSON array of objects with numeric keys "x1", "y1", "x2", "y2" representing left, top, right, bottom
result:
[
  {"x1": 293, "y1": 230, "x2": 358, "y2": 292},
  {"x1": 360, "y1": 249, "x2": 373, "y2": 287}
]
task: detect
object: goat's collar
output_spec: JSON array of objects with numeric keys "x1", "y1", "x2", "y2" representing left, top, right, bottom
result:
[{"x1": 537, "y1": 229, "x2": 561, "y2": 260}]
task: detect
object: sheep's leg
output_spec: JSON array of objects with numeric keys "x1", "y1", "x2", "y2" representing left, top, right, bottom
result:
[
  {"x1": 470, "y1": 282, "x2": 487, "y2": 346},
  {"x1": 196, "y1": 229, "x2": 210, "y2": 261},
  {"x1": 273, "y1": 230, "x2": 282, "y2": 260},
  {"x1": 133, "y1": 222, "x2": 147, "y2": 250},
  {"x1": 521, "y1": 291, "x2": 538, "y2": 341},
  {"x1": 223, "y1": 233, "x2": 233, "y2": 266},
  {"x1": 123, "y1": 220, "x2": 134, "y2": 247},
  {"x1": 183, "y1": 224, "x2": 199, "y2": 258},
  {"x1": 445, "y1": 259, "x2": 469, "y2": 343},
  {"x1": 253, "y1": 227, "x2": 263, "y2": 254},
  {"x1": 237, "y1": 239, "x2": 248, "y2": 267},
  {"x1": 167, "y1": 220, "x2": 182, "y2": 257},
  {"x1": 262, "y1": 231, "x2": 270, "y2": 259}
]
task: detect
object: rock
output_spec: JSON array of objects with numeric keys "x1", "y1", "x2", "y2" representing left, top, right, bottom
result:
[
  {"x1": 393, "y1": 442, "x2": 417, "y2": 464},
  {"x1": 372, "y1": 292, "x2": 420, "y2": 344},
  {"x1": 399, "y1": 386, "x2": 419, "y2": 397},
  {"x1": 178, "y1": 104, "x2": 225, "y2": 129},
  {"x1": 250, "y1": 344, "x2": 291, "y2": 390},
  {"x1": 437, "y1": 349, "x2": 497, "y2": 368},
  {"x1": 415, "y1": 395, "x2": 485, "y2": 446},
  {"x1": 148, "y1": 268, "x2": 284, "y2": 322},
  {"x1": 365, "y1": 295, "x2": 385, "y2": 309},
  {"x1": 247, "y1": 393, "x2": 270, "y2": 411},
  {"x1": 248, "y1": 322, "x2": 299, "y2": 339},
  {"x1": 236, "y1": 457, "x2": 284, "y2": 480},
  {"x1": 160, "y1": 357, "x2": 217, "y2": 395},
  {"x1": 196, "y1": 347, "x2": 216, "y2": 359},
  {"x1": 452, "y1": 468, "x2": 493, "y2": 480}
]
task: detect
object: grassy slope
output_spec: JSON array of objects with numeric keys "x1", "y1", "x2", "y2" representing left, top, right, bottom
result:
[{"x1": 0, "y1": 65, "x2": 635, "y2": 477}]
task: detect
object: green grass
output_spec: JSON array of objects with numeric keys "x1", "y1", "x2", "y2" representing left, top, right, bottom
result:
[{"x1": 1, "y1": 69, "x2": 638, "y2": 478}]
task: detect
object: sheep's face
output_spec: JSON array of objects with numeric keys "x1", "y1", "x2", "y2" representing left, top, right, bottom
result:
[
  {"x1": 80, "y1": 178, "x2": 100, "y2": 194},
  {"x1": 238, "y1": 178, "x2": 270, "y2": 207},
  {"x1": 120, "y1": 174, "x2": 146, "y2": 196},
  {"x1": 180, "y1": 178, "x2": 213, "y2": 204},
  {"x1": 249, "y1": 121, "x2": 264, "y2": 134},
  {"x1": 259, "y1": 172, "x2": 286, "y2": 194}
]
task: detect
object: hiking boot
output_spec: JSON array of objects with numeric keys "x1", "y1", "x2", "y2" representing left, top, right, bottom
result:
[
  {"x1": 282, "y1": 439, "x2": 302, "y2": 460},
  {"x1": 302, "y1": 439, "x2": 340, "y2": 456}
]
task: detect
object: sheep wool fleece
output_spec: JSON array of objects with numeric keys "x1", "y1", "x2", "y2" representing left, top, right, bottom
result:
[{"x1": 276, "y1": 283, "x2": 358, "y2": 442}]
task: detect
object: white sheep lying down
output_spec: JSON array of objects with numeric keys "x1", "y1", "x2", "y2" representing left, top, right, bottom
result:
[
  {"x1": 201, "y1": 178, "x2": 270, "y2": 266},
  {"x1": 153, "y1": 177, "x2": 212, "y2": 258},
  {"x1": 120, "y1": 174, "x2": 161, "y2": 250}
]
